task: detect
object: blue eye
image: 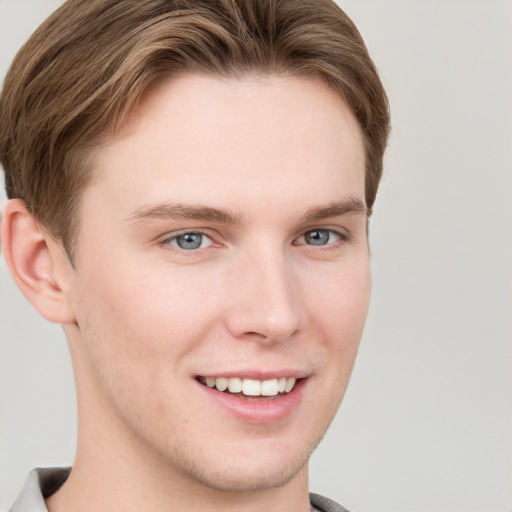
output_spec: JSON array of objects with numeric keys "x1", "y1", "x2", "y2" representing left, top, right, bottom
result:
[
  {"x1": 299, "y1": 229, "x2": 343, "y2": 246},
  {"x1": 168, "y1": 232, "x2": 211, "y2": 250}
]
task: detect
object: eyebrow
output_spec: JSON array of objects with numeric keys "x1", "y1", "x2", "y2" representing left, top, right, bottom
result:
[
  {"x1": 302, "y1": 198, "x2": 370, "y2": 223},
  {"x1": 127, "y1": 197, "x2": 369, "y2": 225},
  {"x1": 127, "y1": 203, "x2": 241, "y2": 224}
]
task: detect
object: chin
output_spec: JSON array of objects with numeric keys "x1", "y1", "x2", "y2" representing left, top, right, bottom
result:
[
  {"x1": 186, "y1": 455, "x2": 307, "y2": 493},
  {"x1": 163, "y1": 434, "x2": 320, "y2": 493}
]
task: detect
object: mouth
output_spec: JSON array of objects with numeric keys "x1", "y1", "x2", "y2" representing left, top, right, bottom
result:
[
  {"x1": 195, "y1": 373, "x2": 308, "y2": 423},
  {"x1": 196, "y1": 376, "x2": 299, "y2": 399}
]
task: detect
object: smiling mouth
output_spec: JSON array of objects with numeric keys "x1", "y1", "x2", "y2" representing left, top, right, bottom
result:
[{"x1": 197, "y1": 376, "x2": 298, "y2": 398}]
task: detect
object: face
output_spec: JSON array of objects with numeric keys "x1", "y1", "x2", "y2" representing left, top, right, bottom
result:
[{"x1": 64, "y1": 74, "x2": 370, "y2": 494}]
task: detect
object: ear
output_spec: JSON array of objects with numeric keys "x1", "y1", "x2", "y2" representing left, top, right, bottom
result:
[{"x1": 1, "y1": 198, "x2": 76, "y2": 324}]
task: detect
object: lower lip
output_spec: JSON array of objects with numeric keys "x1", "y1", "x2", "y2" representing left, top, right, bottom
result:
[{"x1": 195, "y1": 378, "x2": 307, "y2": 424}]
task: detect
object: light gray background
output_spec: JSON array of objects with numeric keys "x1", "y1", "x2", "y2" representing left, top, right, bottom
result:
[{"x1": 1, "y1": 1, "x2": 511, "y2": 511}]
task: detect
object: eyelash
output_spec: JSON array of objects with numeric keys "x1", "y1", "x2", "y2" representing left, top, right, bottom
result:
[{"x1": 159, "y1": 227, "x2": 351, "y2": 253}]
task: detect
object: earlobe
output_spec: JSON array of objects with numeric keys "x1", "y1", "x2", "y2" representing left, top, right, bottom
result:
[{"x1": 1, "y1": 198, "x2": 76, "y2": 324}]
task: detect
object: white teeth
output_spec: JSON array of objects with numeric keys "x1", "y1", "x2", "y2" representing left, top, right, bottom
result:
[
  {"x1": 228, "y1": 377, "x2": 242, "y2": 393},
  {"x1": 203, "y1": 376, "x2": 298, "y2": 396},
  {"x1": 215, "y1": 377, "x2": 228, "y2": 391},
  {"x1": 284, "y1": 377, "x2": 296, "y2": 393},
  {"x1": 261, "y1": 379, "x2": 278, "y2": 396},
  {"x1": 242, "y1": 379, "x2": 261, "y2": 396}
]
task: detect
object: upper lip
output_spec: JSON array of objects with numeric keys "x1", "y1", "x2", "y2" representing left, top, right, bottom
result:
[{"x1": 196, "y1": 369, "x2": 310, "y2": 380}]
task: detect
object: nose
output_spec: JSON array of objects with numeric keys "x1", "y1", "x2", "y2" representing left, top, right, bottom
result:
[{"x1": 224, "y1": 248, "x2": 301, "y2": 344}]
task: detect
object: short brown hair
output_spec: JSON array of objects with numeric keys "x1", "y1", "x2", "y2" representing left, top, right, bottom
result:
[{"x1": 0, "y1": 0, "x2": 390, "y2": 258}]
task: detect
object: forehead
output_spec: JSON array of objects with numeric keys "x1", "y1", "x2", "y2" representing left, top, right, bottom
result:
[{"x1": 86, "y1": 74, "x2": 366, "y2": 219}]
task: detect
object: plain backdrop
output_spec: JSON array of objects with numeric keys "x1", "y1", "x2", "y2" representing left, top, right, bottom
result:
[{"x1": 1, "y1": 1, "x2": 511, "y2": 511}]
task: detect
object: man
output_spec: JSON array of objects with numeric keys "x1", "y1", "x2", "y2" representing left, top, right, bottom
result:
[{"x1": 0, "y1": 0, "x2": 389, "y2": 511}]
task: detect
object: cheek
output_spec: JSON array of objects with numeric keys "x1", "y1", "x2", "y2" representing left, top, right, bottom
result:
[
  {"x1": 73, "y1": 257, "x2": 227, "y2": 371},
  {"x1": 69, "y1": 262, "x2": 224, "y2": 425},
  {"x1": 307, "y1": 262, "x2": 371, "y2": 331},
  {"x1": 304, "y1": 262, "x2": 371, "y2": 376}
]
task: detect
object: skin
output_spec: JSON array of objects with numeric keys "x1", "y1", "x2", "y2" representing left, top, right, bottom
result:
[{"x1": 3, "y1": 74, "x2": 370, "y2": 512}]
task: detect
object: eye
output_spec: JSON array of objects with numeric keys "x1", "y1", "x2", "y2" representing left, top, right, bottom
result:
[
  {"x1": 165, "y1": 232, "x2": 212, "y2": 251},
  {"x1": 296, "y1": 229, "x2": 344, "y2": 246}
]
